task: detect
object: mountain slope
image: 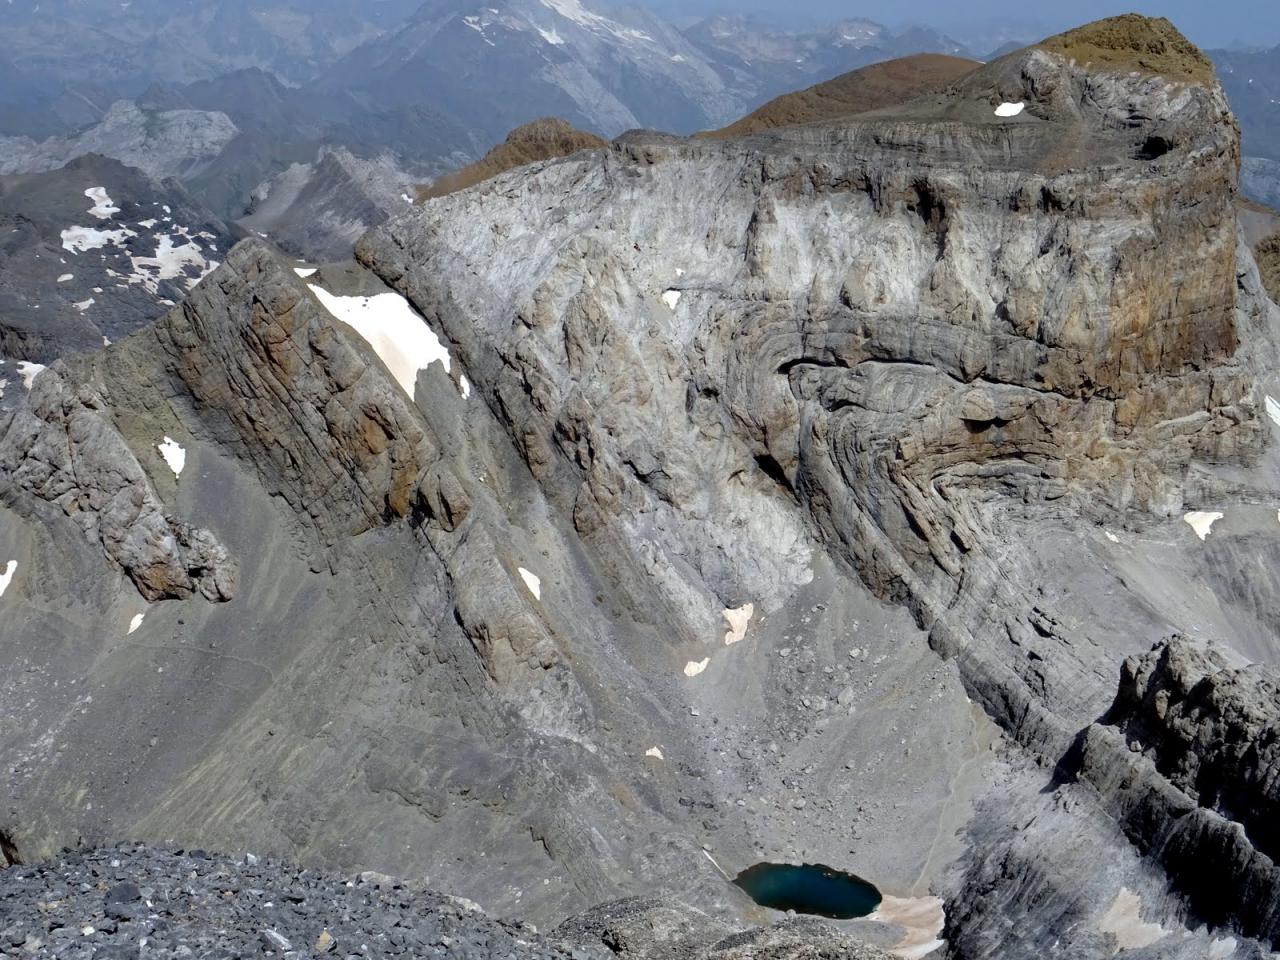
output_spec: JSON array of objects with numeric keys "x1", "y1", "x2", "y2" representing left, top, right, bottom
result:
[
  {"x1": 704, "y1": 53, "x2": 979, "y2": 137},
  {"x1": 419, "y1": 118, "x2": 607, "y2": 199},
  {"x1": 1, "y1": 16, "x2": 1278, "y2": 960}
]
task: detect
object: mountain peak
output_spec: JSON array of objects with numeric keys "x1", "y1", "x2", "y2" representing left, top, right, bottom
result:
[{"x1": 1038, "y1": 14, "x2": 1215, "y2": 85}]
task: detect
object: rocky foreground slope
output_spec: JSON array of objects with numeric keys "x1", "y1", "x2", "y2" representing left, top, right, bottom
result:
[
  {"x1": 2, "y1": 15, "x2": 1280, "y2": 960},
  {"x1": 0, "y1": 846, "x2": 894, "y2": 960}
]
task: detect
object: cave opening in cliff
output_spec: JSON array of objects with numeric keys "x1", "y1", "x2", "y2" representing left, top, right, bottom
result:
[{"x1": 732, "y1": 862, "x2": 881, "y2": 919}]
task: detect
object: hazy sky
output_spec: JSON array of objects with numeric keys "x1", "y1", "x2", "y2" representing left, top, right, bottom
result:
[{"x1": 644, "y1": 1, "x2": 1279, "y2": 50}]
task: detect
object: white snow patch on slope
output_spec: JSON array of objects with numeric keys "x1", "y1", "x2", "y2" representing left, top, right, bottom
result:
[
  {"x1": 310, "y1": 286, "x2": 452, "y2": 400},
  {"x1": 73, "y1": 297, "x2": 94, "y2": 312},
  {"x1": 1266, "y1": 394, "x2": 1280, "y2": 426},
  {"x1": 84, "y1": 186, "x2": 120, "y2": 218},
  {"x1": 723, "y1": 602, "x2": 754, "y2": 645},
  {"x1": 995, "y1": 101, "x2": 1025, "y2": 117},
  {"x1": 645, "y1": 746, "x2": 664, "y2": 759},
  {"x1": 157, "y1": 437, "x2": 186, "y2": 478},
  {"x1": 57, "y1": 273, "x2": 73, "y2": 283},
  {"x1": 16, "y1": 362, "x2": 45, "y2": 390},
  {"x1": 661, "y1": 289, "x2": 682, "y2": 310},
  {"x1": 518, "y1": 567, "x2": 542, "y2": 600},
  {"x1": 294, "y1": 267, "x2": 317, "y2": 278},
  {"x1": 541, "y1": 0, "x2": 653, "y2": 42},
  {"x1": 459, "y1": 374, "x2": 472, "y2": 399},
  {"x1": 538, "y1": 26, "x2": 565, "y2": 44},
  {"x1": 128, "y1": 231, "x2": 216, "y2": 294},
  {"x1": 684, "y1": 657, "x2": 710, "y2": 678},
  {"x1": 62, "y1": 225, "x2": 135, "y2": 253},
  {"x1": 128, "y1": 612, "x2": 146, "y2": 635},
  {"x1": 1098, "y1": 888, "x2": 1168, "y2": 951},
  {"x1": 1183, "y1": 511, "x2": 1224, "y2": 541},
  {"x1": 0, "y1": 561, "x2": 17, "y2": 598}
]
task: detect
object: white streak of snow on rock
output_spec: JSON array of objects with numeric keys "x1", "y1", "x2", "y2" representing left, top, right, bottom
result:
[
  {"x1": 294, "y1": 267, "x2": 317, "y2": 278},
  {"x1": 1105, "y1": 531, "x2": 1119, "y2": 543},
  {"x1": 644, "y1": 746, "x2": 664, "y2": 759},
  {"x1": 16, "y1": 362, "x2": 45, "y2": 390},
  {"x1": 128, "y1": 612, "x2": 146, "y2": 635},
  {"x1": 157, "y1": 437, "x2": 186, "y2": 478},
  {"x1": 1183, "y1": 511, "x2": 1224, "y2": 541},
  {"x1": 459, "y1": 374, "x2": 472, "y2": 399},
  {"x1": 0, "y1": 561, "x2": 16, "y2": 598},
  {"x1": 518, "y1": 567, "x2": 542, "y2": 600},
  {"x1": 723, "y1": 602, "x2": 754, "y2": 645},
  {"x1": 84, "y1": 187, "x2": 120, "y2": 218},
  {"x1": 661, "y1": 289, "x2": 682, "y2": 310},
  {"x1": 57, "y1": 273, "x2": 73, "y2": 282},
  {"x1": 1266, "y1": 395, "x2": 1280, "y2": 426},
  {"x1": 310, "y1": 286, "x2": 451, "y2": 400},
  {"x1": 995, "y1": 101, "x2": 1025, "y2": 117},
  {"x1": 73, "y1": 298, "x2": 94, "y2": 312},
  {"x1": 537, "y1": 26, "x2": 564, "y2": 44},
  {"x1": 684, "y1": 657, "x2": 710, "y2": 677}
]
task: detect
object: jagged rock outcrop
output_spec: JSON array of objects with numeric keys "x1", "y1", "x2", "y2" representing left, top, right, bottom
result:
[
  {"x1": 1068, "y1": 638, "x2": 1280, "y2": 941},
  {"x1": 0, "y1": 363, "x2": 236, "y2": 602}
]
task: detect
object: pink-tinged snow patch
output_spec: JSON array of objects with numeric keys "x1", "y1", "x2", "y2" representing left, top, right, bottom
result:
[
  {"x1": 869, "y1": 895, "x2": 946, "y2": 960},
  {"x1": 1098, "y1": 888, "x2": 1168, "y2": 951},
  {"x1": 684, "y1": 657, "x2": 710, "y2": 678},
  {"x1": 723, "y1": 603, "x2": 754, "y2": 645}
]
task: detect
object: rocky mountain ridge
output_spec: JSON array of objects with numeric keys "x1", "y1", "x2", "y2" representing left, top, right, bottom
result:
[{"x1": 1, "y1": 14, "x2": 1279, "y2": 960}]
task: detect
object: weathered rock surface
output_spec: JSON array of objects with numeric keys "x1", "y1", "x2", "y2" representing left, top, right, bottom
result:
[
  {"x1": 3, "y1": 16, "x2": 1280, "y2": 960},
  {"x1": 0, "y1": 363, "x2": 236, "y2": 602}
]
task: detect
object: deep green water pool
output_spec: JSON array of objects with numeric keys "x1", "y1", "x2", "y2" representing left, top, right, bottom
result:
[{"x1": 732, "y1": 862, "x2": 882, "y2": 919}]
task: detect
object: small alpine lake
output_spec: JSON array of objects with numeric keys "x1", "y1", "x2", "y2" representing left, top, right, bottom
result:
[{"x1": 732, "y1": 862, "x2": 882, "y2": 920}]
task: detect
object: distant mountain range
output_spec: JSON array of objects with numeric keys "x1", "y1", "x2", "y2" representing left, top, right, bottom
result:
[{"x1": 0, "y1": 0, "x2": 1276, "y2": 260}]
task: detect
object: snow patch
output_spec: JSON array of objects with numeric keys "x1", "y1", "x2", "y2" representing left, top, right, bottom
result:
[
  {"x1": 157, "y1": 437, "x2": 186, "y2": 478},
  {"x1": 518, "y1": 567, "x2": 542, "y2": 600},
  {"x1": 128, "y1": 612, "x2": 146, "y2": 635},
  {"x1": 684, "y1": 657, "x2": 710, "y2": 678},
  {"x1": 723, "y1": 602, "x2": 754, "y2": 645},
  {"x1": 1183, "y1": 511, "x2": 1224, "y2": 541},
  {"x1": 128, "y1": 231, "x2": 217, "y2": 294},
  {"x1": 661, "y1": 289, "x2": 682, "y2": 310},
  {"x1": 61, "y1": 224, "x2": 135, "y2": 253},
  {"x1": 645, "y1": 746, "x2": 664, "y2": 759},
  {"x1": 294, "y1": 267, "x2": 317, "y2": 278},
  {"x1": 1266, "y1": 394, "x2": 1280, "y2": 426},
  {"x1": 57, "y1": 273, "x2": 73, "y2": 283},
  {"x1": 1104, "y1": 531, "x2": 1119, "y2": 543},
  {"x1": 995, "y1": 101, "x2": 1025, "y2": 117},
  {"x1": 84, "y1": 187, "x2": 119, "y2": 219},
  {"x1": 16, "y1": 362, "x2": 45, "y2": 390},
  {"x1": 869, "y1": 896, "x2": 947, "y2": 960},
  {"x1": 0, "y1": 560, "x2": 16, "y2": 598},
  {"x1": 73, "y1": 297, "x2": 94, "y2": 312},
  {"x1": 310, "y1": 286, "x2": 452, "y2": 400},
  {"x1": 459, "y1": 374, "x2": 472, "y2": 399},
  {"x1": 1098, "y1": 888, "x2": 1168, "y2": 951},
  {"x1": 537, "y1": 26, "x2": 564, "y2": 44}
]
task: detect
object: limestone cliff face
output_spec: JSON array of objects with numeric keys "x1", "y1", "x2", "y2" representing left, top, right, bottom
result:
[{"x1": 358, "y1": 23, "x2": 1280, "y2": 953}]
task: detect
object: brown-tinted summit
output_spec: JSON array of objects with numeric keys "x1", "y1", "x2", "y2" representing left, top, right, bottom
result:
[
  {"x1": 418, "y1": 118, "x2": 607, "y2": 200},
  {"x1": 1038, "y1": 13, "x2": 1215, "y2": 85},
  {"x1": 703, "y1": 53, "x2": 980, "y2": 138},
  {"x1": 1257, "y1": 233, "x2": 1280, "y2": 305}
]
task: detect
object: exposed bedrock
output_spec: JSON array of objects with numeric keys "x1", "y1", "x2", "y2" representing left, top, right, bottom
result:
[{"x1": 358, "y1": 27, "x2": 1280, "y2": 954}]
